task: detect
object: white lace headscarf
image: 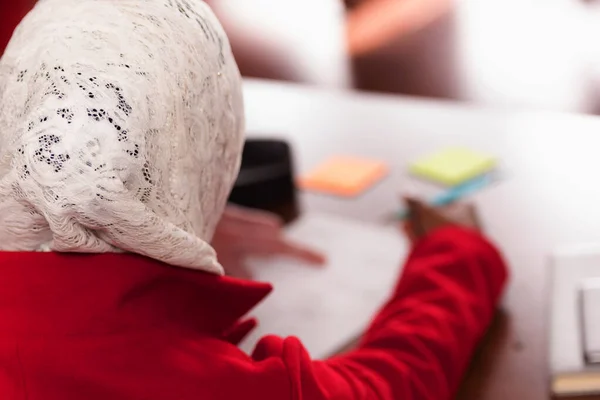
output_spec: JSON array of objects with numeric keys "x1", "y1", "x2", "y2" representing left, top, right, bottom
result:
[{"x1": 0, "y1": 0, "x2": 245, "y2": 274}]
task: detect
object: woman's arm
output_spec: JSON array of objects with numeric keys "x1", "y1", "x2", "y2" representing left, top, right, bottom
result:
[{"x1": 252, "y1": 226, "x2": 508, "y2": 399}]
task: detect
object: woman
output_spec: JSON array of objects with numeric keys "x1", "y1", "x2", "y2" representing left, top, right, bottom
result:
[{"x1": 0, "y1": 1, "x2": 507, "y2": 399}]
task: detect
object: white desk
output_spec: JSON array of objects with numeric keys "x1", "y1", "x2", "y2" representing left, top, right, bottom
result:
[{"x1": 242, "y1": 78, "x2": 600, "y2": 400}]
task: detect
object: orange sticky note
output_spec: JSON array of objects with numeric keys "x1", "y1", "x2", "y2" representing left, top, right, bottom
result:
[{"x1": 299, "y1": 156, "x2": 388, "y2": 197}]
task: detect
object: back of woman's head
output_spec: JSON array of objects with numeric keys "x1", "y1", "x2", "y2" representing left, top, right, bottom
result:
[{"x1": 0, "y1": 0, "x2": 245, "y2": 274}]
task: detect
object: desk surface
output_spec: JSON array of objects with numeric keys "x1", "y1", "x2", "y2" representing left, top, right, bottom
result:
[{"x1": 243, "y1": 78, "x2": 600, "y2": 400}]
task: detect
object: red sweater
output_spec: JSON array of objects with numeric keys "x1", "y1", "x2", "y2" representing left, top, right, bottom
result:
[
  {"x1": 0, "y1": 1, "x2": 33, "y2": 55},
  {"x1": 0, "y1": 227, "x2": 506, "y2": 399}
]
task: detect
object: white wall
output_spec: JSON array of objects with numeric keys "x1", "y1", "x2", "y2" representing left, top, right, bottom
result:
[{"x1": 456, "y1": 0, "x2": 600, "y2": 113}]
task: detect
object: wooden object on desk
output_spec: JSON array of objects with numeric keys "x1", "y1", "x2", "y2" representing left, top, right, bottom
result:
[{"x1": 243, "y1": 78, "x2": 600, "y2": 400}]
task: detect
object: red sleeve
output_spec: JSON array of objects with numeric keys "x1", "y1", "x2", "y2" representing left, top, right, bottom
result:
[
  {"x1": 0, "y1": 1, "x2": 33, "y2": 56},
  {"x1": 252, "y1": 226, "x2": 508, "y2": 400}
]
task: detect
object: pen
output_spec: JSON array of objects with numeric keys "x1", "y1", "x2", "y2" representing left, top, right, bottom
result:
[{"x1": 393, "y1": 174, "x2": 494, "y2": 220}]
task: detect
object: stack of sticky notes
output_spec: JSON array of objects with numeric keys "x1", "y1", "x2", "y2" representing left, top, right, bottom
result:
[
  {"x1": 409, "y1": 147, "x2": 496, "y2": 186},
  {"x1": 299, "y1": 156, "x2": 388, "y2": 197}
]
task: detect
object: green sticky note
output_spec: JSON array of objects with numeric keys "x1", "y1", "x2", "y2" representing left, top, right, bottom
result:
[{"x1": 409, "y1": 148, "x2": 496, "y2": 186}]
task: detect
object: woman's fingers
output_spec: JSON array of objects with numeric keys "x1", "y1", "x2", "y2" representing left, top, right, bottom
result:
[
  {"x1": 402, "y1": 195, "x2": 481, "y2": 237},
  {"x1": 222, "y1": 205, "x2": 283, "y2": 229},
  {"x1": 218, "y1": 226, "x2": 325, "y2": 266},
  {"x1": 241, "y1": 236, "x2": 326, "y2": 266},
  {"x1": 439, "y1": 202, "x2": 481, "y2": 230},
  {"x1": 403, "y1": 196, "x2": 427, "y2": 238},
  {"x1": 278, "y1": 241, "x2": 327, "y2": 266},
  {"x1": 218, "y1": 205, "x2": 326, "y2": 266},
  {"x1": 401, "y1": 220, "x2": 418, "y2": 243}
]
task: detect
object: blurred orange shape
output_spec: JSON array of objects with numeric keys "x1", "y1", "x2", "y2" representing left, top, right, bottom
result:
[{"x1": 299, "y1": 156, "x2": 389, "y2": 197}]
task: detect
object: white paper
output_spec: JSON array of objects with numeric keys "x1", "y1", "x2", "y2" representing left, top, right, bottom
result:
[{"x1": 239, "y1": 213, "x2": 408, "y2": 359}]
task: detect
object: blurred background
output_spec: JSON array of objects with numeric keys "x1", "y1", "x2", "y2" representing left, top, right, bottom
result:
[
  {"x1": 5, "y1": 0, "x2": 600, "y2": 114},
  {"x1": 207, "y1": 0, "x2": 600, "y2": 114}
]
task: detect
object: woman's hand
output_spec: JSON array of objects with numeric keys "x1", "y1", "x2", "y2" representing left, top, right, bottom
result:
[
  {"x1": 402, "y1": 197, "x2": 481, "y2": 243},
  {"x1": 212, "y1": 205, "x2": 325, "y2": 277}
]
